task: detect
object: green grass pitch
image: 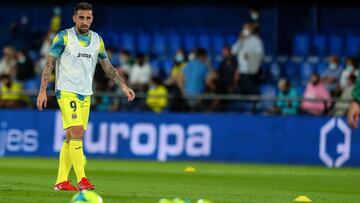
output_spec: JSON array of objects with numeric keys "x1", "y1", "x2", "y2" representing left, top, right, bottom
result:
[{"x1": 0, "y1": 157, "x2": 360, "y2": 203}]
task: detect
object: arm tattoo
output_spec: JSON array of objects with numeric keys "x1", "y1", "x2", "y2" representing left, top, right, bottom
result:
[
  {"x1": 39, "y1": 55, "x2": 56, "y2": 92},
  {"x1": 99, "y1": 58, "x2": 127, "y2": 89}
]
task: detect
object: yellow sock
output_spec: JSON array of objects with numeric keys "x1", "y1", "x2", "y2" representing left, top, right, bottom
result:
[
  {"x1": 69, "y1": 140, "x2": 86, "y2": 183},
  {"x1": 55, "y1": 141, "x2": 72, "y2": 184}
]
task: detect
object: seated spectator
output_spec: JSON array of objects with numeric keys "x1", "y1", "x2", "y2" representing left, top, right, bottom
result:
[
  {"x1": 334, "y1": 74, "x2": 356, "y2": 116},
  {"x1": 217, "y1": 46, "x2": 237, "y2": 93},
  {"x1": 146, "y1": 77, "x2": 168, "y2": 113},
  {"x1": 15, "y1": 49, "x2": 35, "y2": 81},
  {"x1": 271, "y1": 78, "x2": 299, "y2": 115},
  {"x1": 0, "y1": 46, "x2": 17, "y2": 77},
  {"x1": 301, "y1": 73, "x2": 331, "y2": 115},
  {"x1": 0, "y1": 74, "x2": 28, "y2": 108},
  {"x1": 179, "y1": 48, "x2": 210, "y2": 107},
  {"x1": 340, "y1": 57, "x2": 358, "y2": 90},
  {"x1": 321, "y1": 55, "x2": 342, "y2": 95},
  {"x1": 129, "y1": 53, "x2": 152, "y2": 91}
]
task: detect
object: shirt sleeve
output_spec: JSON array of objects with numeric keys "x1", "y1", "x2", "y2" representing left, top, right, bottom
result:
[
  {"x1": 49, "y1": 30, "x2": 67, "y2": 58},
  {"x1": 98, "y1": 36, "x2": 107, "y2": 59}
]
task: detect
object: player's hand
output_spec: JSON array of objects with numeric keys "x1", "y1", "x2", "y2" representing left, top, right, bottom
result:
[
  {"x1": 36, "y1": 91, "x2": 47, "y2": 111},
  {"x1": 122, "y1": 86, "x2": 135, "y2": 102},
  {"x1": 348, "y1": 101, "x2": 360, "y2": 129}
]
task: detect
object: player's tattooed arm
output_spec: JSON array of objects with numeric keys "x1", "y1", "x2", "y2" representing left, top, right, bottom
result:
[
  {"x1": 39, "y1": 55, "x2": 56, "y2": 92},
  {"x1": 37, "y1": 55, "x2": 56, "y2": 111},
  {"x1": 98, "y1": 58, "x2": 135, "y2": 101}
]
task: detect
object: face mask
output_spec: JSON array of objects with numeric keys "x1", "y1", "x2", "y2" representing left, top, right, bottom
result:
[
  {"x1": 175, "y1": 54, "x2": 184, "y2": 63},
  {"x1": 311, "y1": 80, "x2": 319, "y2": 85},
  {"x1": 188, "y1": 53, "x2": 195, "y2": 61},
  {"x1": 251, "y1": 12, "x2": 259, "y2": 20},
  {"x1": 18, "y1": 56, "x2": 26, "y2": 64},
  {"x1": 242, "y1": 29, "x2": 251, "y2": 37},
  {"x1": 329, "y1": 63, "x2": 337, "y2": 70}
]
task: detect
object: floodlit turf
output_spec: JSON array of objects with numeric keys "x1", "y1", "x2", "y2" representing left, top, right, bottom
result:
[{"x1": 1, "y1": 158, "x2": 360, "y2": 203}]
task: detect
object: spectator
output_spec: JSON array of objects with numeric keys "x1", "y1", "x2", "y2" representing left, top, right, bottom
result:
[
  {"x1": 0, "y1": 74, "x2": 27, "y2": 108},
  {"x1": 301, "y1": 73, "x2": 331, "y2": 115},
  {"x1": 248, "y1": 7, "x2": 261, "y2": 33},
  {"x1": 49, "y1": 6, "x2": 61, "y2": 33},
  {"x1": 129, "y1": 53, "x2": 152, "y2": 91},
  {"x1": 201, "y1": 71, "x2": 223, "y2": 112},
  {"x1": 0, "y1": 46, "x2": 17, "y2": 77},
  {"x1": 179, "y1": 48, "x2": 210, "y2": 107},
  {"x1": 217, "y1": 46, "x2": 237, "y2": 93},
  {"x1": 231, "y1": 22, "x2": 264, "y2": 95},
  {"x1": 15, "y1": 49, "x2": 35, "y2": 81},
  {"x1": 271, "y1": 78, "x2": 299, "y2": 115},
  {"x1": 166, "y1": 49, "x2": 187, "y2": 86},
  {"x1": 334, "y1": 74, "x2": 356, "y2": 116},
  {"x1": 37, "y1": 31, "x2": 56, "y2": 74},
  {"x1": 340, "y1": 57, "x2": 358, "y2": 90},
  {"x1": 321, "y1": 55, "x2": 342, "y2": 95},
  {"x1": 117, "y1": 49, "x2": 133, "y2": 75},
  {"x1": 146, "y1": 77, "x2": 168, "y2": 113}
]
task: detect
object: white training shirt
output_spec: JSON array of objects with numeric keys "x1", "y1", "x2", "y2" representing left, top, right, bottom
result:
[{"x1": 55, "y1": 27, "x2": 100, "y2": 95}]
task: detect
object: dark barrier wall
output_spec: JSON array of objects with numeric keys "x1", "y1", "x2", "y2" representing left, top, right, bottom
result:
[{"x1": 0, "y1": 110, "x2": 359, "y2": 168}]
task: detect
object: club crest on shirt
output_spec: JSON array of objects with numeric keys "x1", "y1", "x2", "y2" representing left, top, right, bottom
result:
[
  {"x1": 72, "y1": 114, "x2": 77, "y2": 119},
  {"x1": 77, "y1": 53, "x2": 91, "y2": 58}
]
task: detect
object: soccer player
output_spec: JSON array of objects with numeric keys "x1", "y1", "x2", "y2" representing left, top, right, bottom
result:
[{"x1": 36, "y1": 2, "x2": 135, "y2": 191}]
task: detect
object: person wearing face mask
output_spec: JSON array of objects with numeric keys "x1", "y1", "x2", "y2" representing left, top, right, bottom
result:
[
  {"x1": 166, "y1": 49, "x2": 187, "y2": 86},
  {"x1": 231, "y1": 22, "x2": 264, "y2": 95},
  {"x1": 301, "y1": 73, "x2": 331, "y2": 115},
  {"x1": 321, "y1": 55, "x2": 342, "y2": 95},
  {"x1": 271, "y1": 78, "x2": 299, "y2": 115},
  {"x1": 340, "y1": 57, "x2": 358, "y2": 90}
]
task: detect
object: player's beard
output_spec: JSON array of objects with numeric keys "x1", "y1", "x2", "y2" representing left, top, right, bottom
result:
[{"x1": 78, "y1": 25, "x2": 89, "y2": 34}]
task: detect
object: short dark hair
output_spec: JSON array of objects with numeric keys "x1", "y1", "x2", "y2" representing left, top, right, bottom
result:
[
  {"x1": 74, "y1": 2, "x2": 93, "y2": 14},
  {"x1": 195, "y1": 48, "x2": 207, "y2": 58}
]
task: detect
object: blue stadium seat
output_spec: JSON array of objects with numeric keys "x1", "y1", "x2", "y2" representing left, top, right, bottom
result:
[
  {"x1": 168, "y1": 33, "x2": 181, "y2": 56},
  {"x1": 283, "y1": 62, "x2": 300, "y2": 85},
  {"x1": 269, "y1": 62, "x2": 282, "y2": 83},
  {"x1": 212, "y1": 34, "x2": 225, "y2": 56},
  {"x1": 198, "y1": 34, "x2": 211, "y2": 52},
  {"x1": 153, "y1": 33, "x2": 167, "y2": 56},
  {"x1": 183, "y1": 34, "x2": 196, "y2": 52},
  {"x1": 316, "y1": 61, "x2": 328, "y2": 74},
  {"x1": 300, "y1": 62, "x2": 314, "y2": 85},
  {"x1": 312, "y1": 34, "x2": 327, "y2": 56},
  {"x1": 329, "y1": 35, "x2": 344, "y2": 55},
  {"x1": 258, "y1": 84, "x2": 277, "y2": 113},
  {"x1": 226, "y1": 34, "x2": 237, "y2": 46},
  {"x1": 137, "y1": 33, "x2": 151, "y2": 54},
  {"x1": 293, "y1": 34, "x2": 310, "y2": 56},
  {"x1": 345, "y1": 35, "x2": 360, "y2": 56},
  {"x1": 121, "y1": 32, "x2": 135, "y2": 52}
]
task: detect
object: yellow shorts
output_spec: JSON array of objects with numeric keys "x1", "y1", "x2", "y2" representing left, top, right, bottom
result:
[{"x1": 56, "y1": 90, "x2": 91, "y2": 130}]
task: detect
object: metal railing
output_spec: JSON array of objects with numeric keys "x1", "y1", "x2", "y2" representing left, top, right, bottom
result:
[{"x1": 0, "y1": 90, "x2": 353, "y2": 114}]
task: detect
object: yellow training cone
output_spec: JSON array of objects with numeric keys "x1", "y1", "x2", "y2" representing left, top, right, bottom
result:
[
  {"x1": 294, "y1": 195, "x2": 312, "y2": 202},
  {"x1": 184, "y1": 166, "x2": 196, "y2": 173}
]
